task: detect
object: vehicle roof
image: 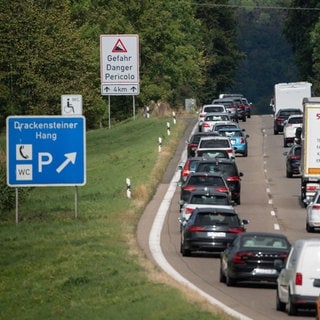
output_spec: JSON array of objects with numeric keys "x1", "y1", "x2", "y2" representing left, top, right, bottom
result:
[
  {"x1": 218, "y1": 127, "x2": 242, "y2": 132},
  {"x1": 199, "y1": 136, "x2": 231, "y2": 141},
  {"x1": 188, "y1": 172, "x2": 225, "y2": 178},
  {"x1": 235, "y1": 231, "x2": 289, "y2": 239},
  {"x1": 197, "y1": 158, "x2": 236, "y2": 164},
  {"x1": 202, "y1": 104, "x2": 225, "y2": 108},
  {"x1": 186, "y1": 189, "x2": 230, "y2": 197},
  {"x1": 293, "y1": 238, "x2": 320, "y2": 246}
]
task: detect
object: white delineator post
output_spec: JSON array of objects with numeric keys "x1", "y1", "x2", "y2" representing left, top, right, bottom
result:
[
  {"x1": 126, "y1": 177, "x2": 131, "y2": 198},
  {"x1": 158, "y1": 137, "x2": 162, "y2": 153}
]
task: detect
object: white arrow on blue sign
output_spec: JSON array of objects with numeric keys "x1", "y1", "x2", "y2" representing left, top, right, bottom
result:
[{"x1": 6, "y1": 116, "x2": 86, "y2": 186}]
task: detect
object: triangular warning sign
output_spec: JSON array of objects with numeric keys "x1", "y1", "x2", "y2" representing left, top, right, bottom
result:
[{"x1": 112, "y1": 39, "x2": 127, "y2": 53}]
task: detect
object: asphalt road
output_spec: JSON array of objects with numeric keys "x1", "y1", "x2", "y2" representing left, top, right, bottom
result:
[{"x1": 137, "y1": 115, "x2": 317, "y2": 320}]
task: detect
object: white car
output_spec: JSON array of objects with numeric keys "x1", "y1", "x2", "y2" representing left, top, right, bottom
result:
[
  {"x1": 306, "y1": 189, "x2": 320, "y2": 232},
  {"x1": 198, "y1": 104, "x2": 227, "y2": 131},
  {"x1": 283, "y1": 114, "x2": 303, "y2": 147},
  {"x1": 201, "y1": 112, "x2": 231, "y2": 132},
  {"x1": 196, "y1": 136, "x2": 235, "y2": 159},
  {"x1": 276, "y1": 238, "x2": 320, "y2": 316}
]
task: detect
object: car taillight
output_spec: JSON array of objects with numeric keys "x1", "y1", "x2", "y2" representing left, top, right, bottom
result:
[
  {"x1": 215, "y1": 187, "x2": 229, "y2": 193},
  {"x1": 185, "y1": 207, "x2": 195, "y2": 214},
  {"x1": 295, "y1": 272, "x2": 303, "y2": 286},
  {"x1": 289, "y1": 155, "x2": 300, "y2": 160},
  {"x1": 189, "y1": 225, "x2": 205, "y2": 232},
  {"x1": 182, "y1": 170, "x2": 190, "y2": 177},
  {"x1": 183, "y1": 185, "x2": 196, "y2": 192},
  {"x1": 226, "y1": 148, "x2": 233, "y2": 154},
  {"x1": 189, "y1": 143, "x2": 197, "y2": 148},
  {"x1": 312, "y1": 205, "x2": 320, "y2": 210},
  {"x1": 202, "y1": 122, "x2": 211, "y2": 128},
  {"x1": 278, "y1": 253, "x2": 288, "y2": 259},
  {"x1": 228, "y1": 227, "x2": 245, "y2": 233},
  {"x1": 276, "y1": 117, "x2": 284, "y2": 123},
  {"x1": 227, "y1": 176, "x2": 240, "y2": 182},
  {"x1": 307, "y1": 185, "x2": 319, "y2": 192},
  {"x1": 240, "y1": 137, "x2": 245, "y2": 143},
  {"x1": 232, "y1": 251, "x2": 253, "y2": 264},
  {"x1": 199, "y1": 113, "x2": 206, "y2": 118}
]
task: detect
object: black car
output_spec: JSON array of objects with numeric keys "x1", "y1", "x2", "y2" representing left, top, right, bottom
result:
[
  {"x1": 283, "y1": 144, "x2": 301, "y2": 178},
  {"x1": 273, "y1": 108, "x2": 303, "y2": 134},
  {"x1": 186, "y1": 132, "x2": 219, "y2": 158},
  {"x1": 180, "y1": 207, "x2": 248, "y2": 256},
  {"x1": 180, "y1": 172, "x2": 231, "y2": 204},
  {"x1": 195, "y1": 158, "x2": 243, "y2": 205},
  {"x1": 220, "y1": 232, "x2": 291, "y2": 286}
]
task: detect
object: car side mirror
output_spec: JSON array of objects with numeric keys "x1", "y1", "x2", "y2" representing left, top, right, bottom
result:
[{"x1": 242, "y1": 219, "x2": 249, "y2": 225}]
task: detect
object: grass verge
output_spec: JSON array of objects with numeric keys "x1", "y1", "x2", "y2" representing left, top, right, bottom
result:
[{"x1": 0, "y1": 115, "x2": 235, "y2": 320}]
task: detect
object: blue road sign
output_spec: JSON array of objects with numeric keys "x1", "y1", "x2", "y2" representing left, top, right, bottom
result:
[{"x1": 6, "y1": 116, "x2": 86, "y2": 186}]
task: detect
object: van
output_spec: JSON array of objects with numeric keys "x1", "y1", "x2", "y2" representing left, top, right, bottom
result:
[{"x1": 275, "y1": 238, "x2": 320, "y2": 316}]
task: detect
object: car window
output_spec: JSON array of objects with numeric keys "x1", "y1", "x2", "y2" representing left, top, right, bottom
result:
[
  {"x1": 188, "y1": 175, "x2": 225, "y2": 187},
  {"x1": 204, "y1": 106, "x2": 224, "y2": 113},
  {"x1": 190, "y1": 194, "x2": 229, "y2": 205},
  {"x1": 195, "y1": 212, "x2": 238, "y2": 225},
  {"x1": 288, "y1": 117, "x2": 303, "y2": 124},
  {"x1": 200, "y1": 151, "x2": 228, "y2": 158},
  {"x1": 219, "y1": 131, "x2": 242, "y2": 137},
  {"x1": 196, "y1": 163, "x2": 237, "y2": 176},
  {"x1": 199, "y1": 140, "x2": 230, "y2": 148},
  {"x1": 293, "y1": 147, "x2": 301, "y2": 156},
  {"x1": 241, "y1": 236, "x2": 289, "y2": 249},
  {"x1": 205, "y1": 114, "x2": 229, "y2": 121}
]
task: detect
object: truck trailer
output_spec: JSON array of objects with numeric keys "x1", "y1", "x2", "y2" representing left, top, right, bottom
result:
[
  {"x1": 300, "y1": 97, "x2": 320, "y2": 205},
  {"x1": 271, "y1": 82, "x2": 312, "y2": 114}
]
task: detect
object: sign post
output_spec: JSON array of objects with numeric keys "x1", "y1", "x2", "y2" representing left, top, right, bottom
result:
[{"x1": 100, "y1": 34, "x2": 140, "y2": 124}]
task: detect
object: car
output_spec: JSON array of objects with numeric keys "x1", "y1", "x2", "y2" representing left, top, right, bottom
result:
[
  {"x1": 197, "y1": 104, "x2": 227, "y2": 131},
  {"x1": 242, "y1": 97, "x2": 252, "y2": 118},
  {"x1": 220, "y1": 232, "x2": 290, "y2": 287},
  {"x1": 218, "y1": 128, "x2": 249, "y2": 157},
  {"x1": 194, "y1": 158, "x2": 243, "y2": 204},
  {"x1": 179, "y1": 172, "x2": 231, "y2": 204},
  {"x1": 186, "y1": 132, "x2": 219, "y2": 158},
  {"x1": 212, "y1": 98, "x2": 239, "y2": 122},
  {"x1": 196, "y1": 136, "x2": 235, "y2": 159},
  {"x1": 211, "y1": 121, "x2": 240, "y2": 133},
  {"x1": 317, "y1": 293, "x2": 320, "y2": 320},
  {"x1": 273, "y1": 108, "x2": 303, "y2": 135},
  {"x1": 306, "y1": 189, "x2": 320, "y2": 232},
  {"x1": 179, "y1": 157, "x2": 203, "y2": 183},
  {"x1": 283, "y1": 144, "x2": 301, "y2": 178},
  {"x1": 180, "y1": 207, "x2": 248, "y2": 256},
  {"x1": 178, "y1": 190, "x2": 235, "y2": 228},
  {"x1": 201, "y1": 112, "x2": 231, "y2": 132},
  {"x1": 275, "y1": 238, "x2": 320, "y2": 316},
  {"x1": 283, "y1": 114, "x2": 303, "y2": 147}
]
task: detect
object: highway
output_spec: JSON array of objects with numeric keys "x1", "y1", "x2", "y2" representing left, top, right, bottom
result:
[{"x1": 138, "y1": 114, "x2": 317, "y2": 320}]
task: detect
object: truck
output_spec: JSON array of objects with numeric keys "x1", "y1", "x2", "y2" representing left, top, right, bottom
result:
[
  {"x1": 300, "y1": 97, "x2": 320, "y2": 205},
  {"x1": 270, "y1": 81, "x2": 312, "y2": 114}
]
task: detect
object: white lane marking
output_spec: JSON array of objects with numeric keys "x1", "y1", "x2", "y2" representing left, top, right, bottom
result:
[{"x1": 149, "y1": 149, "x2": 253, "y2": 320}]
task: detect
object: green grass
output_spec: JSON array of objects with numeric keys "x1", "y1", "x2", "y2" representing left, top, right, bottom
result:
[{"x1": 0, "y1": 115, "x2": 234, "y2": 320}]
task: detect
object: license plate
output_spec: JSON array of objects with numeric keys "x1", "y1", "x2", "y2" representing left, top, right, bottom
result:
[
  {"x1": 253, "y1": 268, "x2": 277, "y2": 275},
  {"x1": 207, "y1": 232, "x2": 226, "y2": 237},
  {"x1": 231, "y1": 140, "x2": 236, "y2": 144}
]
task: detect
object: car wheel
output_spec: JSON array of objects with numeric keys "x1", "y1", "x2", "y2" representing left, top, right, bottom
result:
[
  {"x1": 180, "y1": 242, "x2": 191, "y2": 257},
  {"x1": 286, "y1": 169, "x2": 293, "y2": 178},
  {"x1": 276, "y1": 289, "x2": 286, "y2": 311},
  {"x1": 242, "y1": 117, "x2": 246, "y2": 122},
  {"x1": 287, "y1": 292, "x2": 298, "y2": 316},
  {"x1": 283, "y1": 139, "x2": 287, "y2": 147},
  {"x1": 226, "y1": 274, "x2": 236, "y2": 287},
  {"x1": 236, "y1": 196, "x2": 241, "y2": 205},
  {"x1": 306, "y1": 222, "x2": 314, "y2": 233},
  {"x1": 219, "y1": 267, "x2": 226, "y2": 283},
  {"x1": 243, "y1": 150, "x2": 248, "y2": 157},
  {"x1": 274, "y1": 128, "x2": 278, "y2": 135}
]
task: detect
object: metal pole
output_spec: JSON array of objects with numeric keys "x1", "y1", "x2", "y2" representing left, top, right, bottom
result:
[
  {"x1": 133, "y1": 95, "x2": 135, "y2": 120},
  {"x1": 108, "y1": 95, "x2": 111, "y2": 129},
  {"x1": 75, "y1": 186, "x2": 78, "y2": 219},
  {"x1": 15, "y1": 188, "x2": 19, "y2": 224}
]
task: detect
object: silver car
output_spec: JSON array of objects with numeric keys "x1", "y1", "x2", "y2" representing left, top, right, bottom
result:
[{"x1": 306, "y1": 189, "x2": 320, "y2": 232}]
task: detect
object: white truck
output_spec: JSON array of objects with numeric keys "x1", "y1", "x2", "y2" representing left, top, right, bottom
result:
[
  {"x1": 271, "y1": 81, "x2": 312, "y2": 114},
  {"x1": 300, "y1": 97, "x2": 320, "y2": 205}
]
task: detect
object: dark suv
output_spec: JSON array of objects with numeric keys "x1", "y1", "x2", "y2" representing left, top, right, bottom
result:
[
  {"x1": 195, "y1": 158, "x2": 243, "y2": 205},
  {"x1": 212, "y1": 98, "x2": 239, "y2": 122},
  {"x1": 273, "y1": 108, "x2": 303, "y2": 135}
]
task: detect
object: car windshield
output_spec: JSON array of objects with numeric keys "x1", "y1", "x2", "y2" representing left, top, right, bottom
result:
[
  {"x1": 190, "y1": 194, "x2": 229, "y2": 205},
  {"x1": 219, "y1": 130, "x2": 242, "y2": 137},
  {"x1": 241, "y1": 236, "x2": 289, "y2": 249},
  {"x1": 205, "y1": 114, "x2": 230, "y2": 121},
  {"x1": 199, "y1": 139, "x2": 230, "y2": 148},
  {"x1": 288, "y1": 117, "x2": 303, "y2": 124},
  {"x1": 188, "y1": 175, "x2": 225, "y2": 187},
  {"x1": 195, "y1": 212, "x2": 238, "y2": 226},
  {"x1": 196, "y1": 163, "x2": 237, "y2": 176},
  {"x1": 293, "y1": 147, "x2": 301, "y2": 156},
  {"x1": 204, "y1": 106, "x2": 224, "y2": 113}
]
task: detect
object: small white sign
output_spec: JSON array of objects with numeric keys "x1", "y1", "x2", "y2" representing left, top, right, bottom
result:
[
  {"x1": 100, "y1": 35, "x2": 139, "y2": 85},
  {"x1": 61, "y1": 95, "x2": 83, "y2": 115}
]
